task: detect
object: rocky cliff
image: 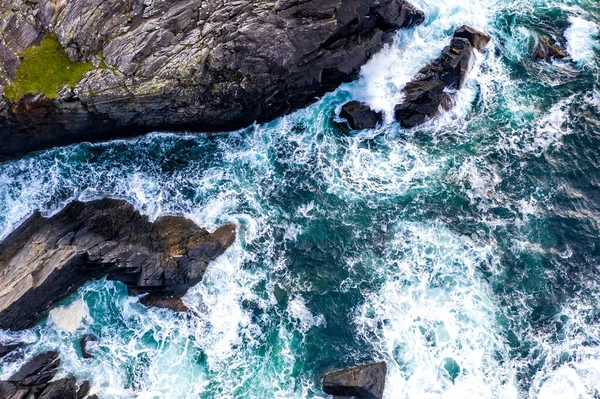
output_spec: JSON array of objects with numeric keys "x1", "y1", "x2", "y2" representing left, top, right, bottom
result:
[
  {"x1": 0, "y1": 0, "x2": 424, "y2": 160},
  {"x1": 0, "y1": 198, "x2": 236, "y2": 331}
]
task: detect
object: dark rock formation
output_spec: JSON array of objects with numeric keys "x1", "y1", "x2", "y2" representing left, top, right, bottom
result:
[
  {"x1": 0, "y1": 342, "x2": 22, "y2": 359},
  {"x1": 0, "y1": 351, "x2": 93, "y2": 399},
  {"x1": 0, "y1": 198, "x2": 236, "y2": 331},
  {"x1": 323, "y1": 362, "x2": 387, "y2": 399},
  {"x1": 38, "y1": 377, "x2": 78, "y2": 399},
  {"x1": 534, "y1": 35, "x2": 566, "y2": 61},
  {"x1": 394, "y1": 25, "x2": 490, "y2": 129},
  {"x1": 80, "y1": 336, "x2": 96, "y2": 359},
  {"x1": 77, "y1": 381, "x2": 91, "y2": 399},
  {"x1": 0, "y1": 351, "x2": 58, "y2": 398},
  {"x1": 339, "y1": 101, "x2": 384, "y2": 129},
  {"x1": 0, "y1": 0, "x2": 424, "y2": 160},
  {"x1": 139, "y1": 295, "x2": 189, "y2": 312}
]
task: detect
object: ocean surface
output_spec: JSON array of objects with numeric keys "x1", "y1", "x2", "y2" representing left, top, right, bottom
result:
[{"x1": 1, "y1": 0, "x2": 600, "y2": 397}]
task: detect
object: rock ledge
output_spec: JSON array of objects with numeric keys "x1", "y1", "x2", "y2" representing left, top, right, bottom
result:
[{"x1": 0, "y1": 198, "x2": 235, "y2": 331}]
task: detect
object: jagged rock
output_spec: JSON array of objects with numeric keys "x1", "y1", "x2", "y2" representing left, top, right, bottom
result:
[
  {"x1": 323, "y1": 362, "x2": 387, "y2": 399},
  {"x1": 394, "y1": 25, "x2": 490, "y2": 129},
  {"x1": 7, "y1": 352, "x2": 59, "y2": 387},
  {"x1": 80, "y1": 336, "x2": 96, "y2": 359},
  {"x1": 339, "y1": 101, "x2": 384, "y2": 129},
  {"x1": 0, "y1": 351, "x2": 94, "y2": 399},
  {"x1": 0, "y1": 198, "x2": 236, "y2": 331},
  {"x1": 453, "y1": 25, "x2": 491, "y2": 51},
  {"x1": 38, "y1": 377, "x2": 77, "y2": 399},
  {"x1": 0, "y1": 342, "x2": 22, "y2": 359},
  {"x1": 0, "y1": 351, "x2": 60, "y2": 398},
  {"x1": 0, "y1": 0, "x2": 424, "y2": 160},
  {"x1": 534, "y1": 35, "x2": 566, "y2": 61}
]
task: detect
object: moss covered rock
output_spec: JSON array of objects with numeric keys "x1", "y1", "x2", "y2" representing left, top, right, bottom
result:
[{"x1": 4, "y1": 35, "x2": 94, "y2": 100}]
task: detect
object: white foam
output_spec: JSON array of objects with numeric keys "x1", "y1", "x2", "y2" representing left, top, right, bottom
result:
[
  {"x1": 498, "y1": 95, "x2": 574, "y2": 158},
  {"x1": 354, "y1": 222, "x2": 516, "y2": 399},
  {"x1": 355, "y1": 0, "x2": 493, "y2": 124},
  {"x1": 565, "y1": 16, "x2": 599, "y2": 66},
  {"x1": 1, "y1": 0, "x2": 597, "y2": 397},
  {"x1": 286, "y1": 295, "x2": 325, "y2": 334},
  {"x1": 48, "y1": 299, "x2": 89, "y2": 333},
  {"x1": 537, "y1": 363, "x2": 599, "y2": 399}
]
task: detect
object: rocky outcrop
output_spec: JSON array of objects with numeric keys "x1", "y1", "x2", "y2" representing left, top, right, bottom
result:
[
  {"x1": 80, "y1": 337, "x2": 96, "y2": 359},
  {"x1": 0, "y1": 0, "x2": 424, "y2": 160},
  {"x1": 0, "y1": 351, "x2": 93, "y2": 399},
  {"x1": 534, "y1": 35, "x2": 566, "y2": 61},
  {"x1": 0, "y1": 343, "x2": 22, "y2": 359},
  {"x1": 394, "y1": 25, "x2": 490, "y2": 128},
  {"x1": 339, "y1": 101, "x2": 384, "y2": 129},
  {"x1": 323, "y1": 362, "x2": 387, "y2": 399},
  {"x1": 0, "y1": 198, "x2": 236, "y2": 331}
]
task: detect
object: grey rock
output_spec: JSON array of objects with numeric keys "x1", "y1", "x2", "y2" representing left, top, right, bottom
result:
[
  {"x1": 323, "y1": 362, "x2": 387, "y2": 399},
  {"x1": 0, "y1": 0, "x2": 424, "y2": 160},
  {"x1": 394, "y1": 25, "x2": 490, "y2": 128},
  {"x1": 0, "y1": 351, "x2": 60, "y2": 399},
  {"x1": 76, "y1": 380, "x2": 91, "y2": 399},
  {"x1": 0, "y1": 351, "x2": 94, "y2": 399},
  {"x1": 0, "y1": 343, "x2": 22, "y2": 359},
  {"x1": 0, "y1": 198, "x2": 236, "y2": 331},
  {"x1": 339, "y1": 101, "x2": 383, "y2": 129},
  {"x1": 38, "y1": 377, "x2": 77, "y2": 399}
]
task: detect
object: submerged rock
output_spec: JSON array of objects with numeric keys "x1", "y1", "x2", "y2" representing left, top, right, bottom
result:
[
  {"x1": 394, "y1": 25, "x2": 491, "y2": 129},
  {"x1": 80, "y1": 336, "x2": 96, "y2": 359},
  {"x1": 339, "y1": 101, "x2": 384, "y2": 130},
  {"x1": 0, "y1": 0, "x2": 424, "y2": 160},
  {"x1": 534, "y1": 35, "x2": 567, "y2": 61},
  {"x1": 0, "y1": 351, "x2": 93, "y2": 399},
  {"x1": 323, "y1": 362, "x2": 387, "y2": 399},
  {"x1": 0, "y1": 198, "x2": 236, "y2": 331},
  {"x1": 0, "y1": 342, "x2": 22, "y2": 359}
]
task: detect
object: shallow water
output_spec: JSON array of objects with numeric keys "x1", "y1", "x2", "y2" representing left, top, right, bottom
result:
[{"x1": 1, "y1": 0, "x2": 600, "y2": 397}]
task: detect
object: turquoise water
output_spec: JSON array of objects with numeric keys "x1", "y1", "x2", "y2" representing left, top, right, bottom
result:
[{"x1": 1, "y1": 0, "x2": 600, "y2": 397}]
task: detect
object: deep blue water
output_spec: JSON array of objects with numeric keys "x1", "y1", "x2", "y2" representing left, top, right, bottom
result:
[{"x1": 1, "y1": 0, "x2": 600, "y2": 397}]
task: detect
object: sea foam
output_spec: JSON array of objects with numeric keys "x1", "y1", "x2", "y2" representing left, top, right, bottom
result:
[{"x1": 565, "y1": 16, "x2": 599, "y2": 66}]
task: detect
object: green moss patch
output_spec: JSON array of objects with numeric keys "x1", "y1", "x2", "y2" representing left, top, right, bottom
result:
[{"x1": 4, "y1": 35, "x2": 94, "y2": 100}]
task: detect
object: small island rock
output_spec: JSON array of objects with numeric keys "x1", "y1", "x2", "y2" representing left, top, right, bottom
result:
[{"x1": 323, "y1": 361, "x2": 387, "y2": 399}]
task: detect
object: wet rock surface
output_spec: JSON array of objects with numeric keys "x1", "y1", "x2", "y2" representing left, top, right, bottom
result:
[
  {"x1": 0, "y1": 198, "x2": 236, "y2": 331},
  {"x1": 323, "y1": 362, "x2": 387, "y2": 399},
  {"x1": 534, "y1": 35, "x2": 566, "y2": 61},
  {"x1": 339, "y1": 101, "x2": 384, "y2": 130},
  {"x1": 394, "y1": 25, "x2": 490, "y2": 128},
  {"x1": 0, "y1": 343, "x2": 22, "y2": 359},
  {"x1": 80, "y1": 337, "x2": 96, "y2": 359},
  {"x1": 0, "y1": 0, "x2": 424, "y2": 160},
  {"x1": 0, "y1": 351, "x2": 93, "y2": 399}
]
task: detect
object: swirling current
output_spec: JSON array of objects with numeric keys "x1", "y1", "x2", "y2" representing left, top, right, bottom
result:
[{"x1": 1, "y1": 0, "x2": 600, "y2": 397}]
